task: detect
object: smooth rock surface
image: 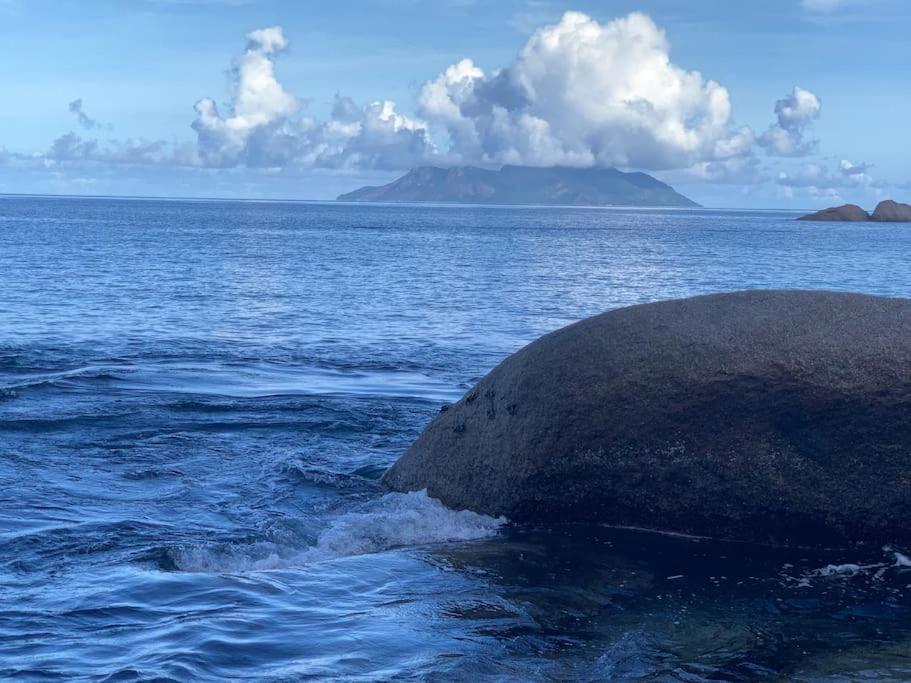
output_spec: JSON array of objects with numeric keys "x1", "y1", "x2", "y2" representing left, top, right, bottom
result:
[
  {"x1": 872, "y1": 200, "x2": 911, "y2": 222},
  {"x1": 797, "y1": 204, "x2": 870, "y2": 222},
  {"x1": 384, "y1": 291, "x2": 911, "y2": 547}
]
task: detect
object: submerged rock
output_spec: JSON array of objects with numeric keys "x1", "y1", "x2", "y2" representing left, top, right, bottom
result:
[
  {"x1": 797, "y1": 204, "x2": 870, "y2": 222},
  {"x1": 871, "y1": 200, "x2": 911, "y2": 222},
  {"x1": 384, "y1": 291, "x2": 911, "y2": 547}
]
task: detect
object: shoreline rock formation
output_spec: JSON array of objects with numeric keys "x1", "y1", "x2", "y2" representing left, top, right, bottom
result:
[
  {"x1": 384, "y1": 291, "x2": 911, "y2": 548},
  {"x1": 797, "y1": 204, "x2": 870, "y2": 222},
  {"x1": 871, "y1": 200, "x2": 911, "y2": 222},
  {"x1": 798, "y1": 200, "x2": 911, "y2": 222}
]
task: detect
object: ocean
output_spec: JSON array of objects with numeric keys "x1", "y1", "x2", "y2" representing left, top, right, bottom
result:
[{"x1": 2, "y1": 196, "x2": 911, "y2": 680}]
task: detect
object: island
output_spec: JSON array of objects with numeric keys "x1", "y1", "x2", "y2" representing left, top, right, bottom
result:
[
  {"x1": 798, "y1": 199, "x2": 911, "y2": 222},
  {"x1": 337, "y1": 165, "x2": 700, "y2": 208}
]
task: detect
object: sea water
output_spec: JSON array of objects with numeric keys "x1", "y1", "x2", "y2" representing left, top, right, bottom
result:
[{"x1": 2, "y1": 196, "x2": 911, "y2": 680}]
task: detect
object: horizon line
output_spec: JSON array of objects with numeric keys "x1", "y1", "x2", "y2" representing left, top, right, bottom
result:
[{"x1": 0, "y1": 191, "x2": 810, "y2": 213}]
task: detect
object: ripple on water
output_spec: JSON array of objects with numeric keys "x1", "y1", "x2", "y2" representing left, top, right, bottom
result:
[{"x1": 5, "y1": 199, "x2": 911, "y2": 679}]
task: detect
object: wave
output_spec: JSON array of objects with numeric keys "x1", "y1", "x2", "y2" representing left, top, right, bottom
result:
[
  {"x1": 171, "y1": 490, "x2": 506, "y2": 572},
  {"x1": 119, "y1": 363, "x2": 463, "y2": 401},
  {"x1": 0, "y1": 366, "x2": 128, "y2": 394},
  {"x1": 1, "y1": 357, "x2": 462, "y2": 403},
  {"x1": 280, "y1": 458, "x2": 388, "y2": 491}
]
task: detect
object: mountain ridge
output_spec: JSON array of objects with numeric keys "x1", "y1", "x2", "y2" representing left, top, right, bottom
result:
[{"x1": 337, "y1": 165, "x2": 700, "y2": 208}]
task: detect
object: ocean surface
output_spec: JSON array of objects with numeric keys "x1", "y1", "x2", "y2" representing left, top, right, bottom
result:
[{"x1": 2, "y1": 196, "x2": 911, "y2": 681}]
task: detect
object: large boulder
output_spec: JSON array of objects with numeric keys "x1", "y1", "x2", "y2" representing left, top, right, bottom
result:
[
  {"x1": 384, "y1": 291, "x2": 911, "y2": 547},
  {"x1": 797, "y1": 204, "x2": 870, "y2": 222},
  {"x1": 872, "y1": 200, "x2": 911, "y2": 222}
]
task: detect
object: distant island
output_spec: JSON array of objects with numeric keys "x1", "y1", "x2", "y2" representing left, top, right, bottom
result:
[
  {"x1": 798, "y1": 200, "x2": 911, "y2": 222},
  {"x1": 337, "y1": 165, "x2": 700, "y2": 208}
]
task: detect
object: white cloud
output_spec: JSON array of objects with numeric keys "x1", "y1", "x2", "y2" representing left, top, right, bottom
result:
[
  {"x1": 47, "y1": 131, "x2": 182, "y2": 166},
  {"x1": 777, "y1": 158, "x2": 875, "y2": 193},
  {"x1": 678, "y1": 156, "x2": 764, "y2": 185},
  {"x1": 775, "y1": 87, "x2": 821, "y2": 130},
  {"x1": 192, "y1": 26, "x2": 298, "y2": 166},
  {"x1": 776, "y1": 158, "x2": 870, "y2": 204},
  {"x1": 759, "y1": 86, "x2": 821, "y2": 156},
  {"x1": 38, "y1": 15, "x2": 870, "y2": 199},
  {"x1": 418, "y1": 11, "x2": 754, "y2": 170},
  {"x1": 192, "y1": 26, "x2": 433, "y2": 169},
  {"x1": 839, "y1": 159, "x2": 871, "y2": 177}
]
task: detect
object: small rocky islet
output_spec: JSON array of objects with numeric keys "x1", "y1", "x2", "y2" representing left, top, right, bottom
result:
[{"x1": 798, "y1": 199, "x2": 911, "y2": 222}]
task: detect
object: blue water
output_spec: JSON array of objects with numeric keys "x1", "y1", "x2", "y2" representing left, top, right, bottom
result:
[{"x1": 2, "y1": 196, "x2": 911, "y2": 681}]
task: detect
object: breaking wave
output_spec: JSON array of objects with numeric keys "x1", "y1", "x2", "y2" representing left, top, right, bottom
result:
[{"x1": 171, "y1": 490, "x2": 506, "y2": 572}]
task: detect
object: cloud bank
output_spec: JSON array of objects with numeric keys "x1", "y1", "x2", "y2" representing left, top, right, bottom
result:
[
  {"x1": 33, "y1": 10, "x2": 889, "y2": 207},
  {"x1": 187, "y1": 14, "x2": 762, "y2": 173},
  {"x1": 184, "y1": 12, "x2": 764, "y2": 174}
]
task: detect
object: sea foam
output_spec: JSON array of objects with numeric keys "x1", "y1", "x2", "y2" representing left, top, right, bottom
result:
[
  {"x1": 172, "y1": 490, "x2": 505, "y2": 572},
  {"x1": 798, "y1": 546, "x2": 911, "y2": 584}
]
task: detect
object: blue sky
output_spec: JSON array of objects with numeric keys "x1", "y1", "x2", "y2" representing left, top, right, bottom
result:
[{"x1": 0, "y1": 0, "x2": 908, "y2": 208}]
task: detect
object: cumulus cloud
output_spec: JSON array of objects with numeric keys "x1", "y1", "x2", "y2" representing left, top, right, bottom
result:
[
  {"x1": 43, "y1": 27, "x2": 434, "y2": 174},
  {"x1": 418, "y1": 11, "x2": 753, "y2": 170},
  {"x1": 192, "y1": 26, "x2": 433, "y2": 169},
  {"x1": 192, "y1": 26, "x2": 297, "y2": 166},
  {"x1": 37, "y1": 15, "x2": 862, "y2": 198},
  {"x1": 759, "y1": 87, "x2": 821, "y2": 156},
  {"x1": 297, "y1": 96, "x2": 432, "y2": 170}
]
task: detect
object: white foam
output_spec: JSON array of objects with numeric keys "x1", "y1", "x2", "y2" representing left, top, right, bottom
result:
[
  {"x1": 802, "y1": 546, "x2": 911, "y2": 582},
  {"x1": 812, "y1": 563, "x2": 865, "y2": 577},
  {"x1": 173, "y1": 490, "x2": 505, "y2": 572}
]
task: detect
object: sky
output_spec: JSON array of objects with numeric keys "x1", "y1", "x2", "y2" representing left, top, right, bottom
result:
[{"x1": 0, "y1": 0, "x2": 908, "y2": 208}]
